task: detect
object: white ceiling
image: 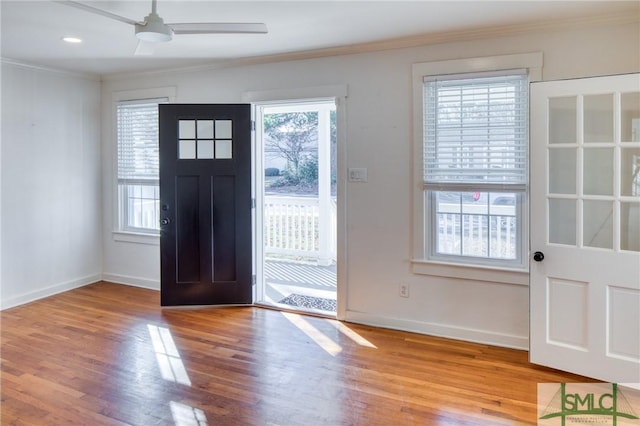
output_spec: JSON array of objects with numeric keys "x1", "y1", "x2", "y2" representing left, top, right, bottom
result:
[{"x1": 1, "y1": 1, "x2": 638, "y2": 77}]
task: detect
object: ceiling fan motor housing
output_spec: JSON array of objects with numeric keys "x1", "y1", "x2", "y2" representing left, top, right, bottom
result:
[{"x1": 135, "y1": 12, "x2": 173, "y2": 42}]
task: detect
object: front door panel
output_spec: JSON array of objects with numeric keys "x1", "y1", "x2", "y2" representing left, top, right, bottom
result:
[{"x1": 159, "y1": 104, "x2": 252, "y2": 306}]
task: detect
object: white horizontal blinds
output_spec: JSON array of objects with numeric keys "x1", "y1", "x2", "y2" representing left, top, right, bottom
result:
[
  {"x1": 117, "y1": 98, "x2": 167, "y2": 184},
  {"x1": 423, "y1": 70, "x2": 528, "y2": 190}
]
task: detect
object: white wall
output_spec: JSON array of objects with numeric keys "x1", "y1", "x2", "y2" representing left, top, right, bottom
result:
[
  {"x1": 100, "y1": 19, "x2": 639, "y2": 348},
  {"x1": 0, "y1": 62, "x2": 102, "y2": 308}
]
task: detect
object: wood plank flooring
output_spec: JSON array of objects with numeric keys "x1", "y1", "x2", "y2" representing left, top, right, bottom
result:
[{"x1": 1, "y1": 282, "x2": 595, "y2": 425}]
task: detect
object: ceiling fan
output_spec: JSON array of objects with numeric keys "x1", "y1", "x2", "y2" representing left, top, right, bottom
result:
[{"x1": 55, "y1": 0, "x2": 268, "y2": 55}]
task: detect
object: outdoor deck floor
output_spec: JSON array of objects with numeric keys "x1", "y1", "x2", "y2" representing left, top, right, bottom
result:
[{"x1": 263, "y1": 259, "x2": 337, "y2": 315}]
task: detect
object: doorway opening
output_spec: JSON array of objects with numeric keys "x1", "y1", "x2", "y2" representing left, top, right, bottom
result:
[{"x1": 255, "y1": 100, "x2": 337, "y2": 316}]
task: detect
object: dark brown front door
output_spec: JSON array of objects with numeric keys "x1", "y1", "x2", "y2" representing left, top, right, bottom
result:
[{"x1": 159, "y1": 104, "x2": 252, "y2": 306}]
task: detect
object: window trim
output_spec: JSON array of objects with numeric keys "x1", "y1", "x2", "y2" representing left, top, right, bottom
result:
[
  {"x1": 411, "y1": 53, "x2": 542, "y2": 279},
  {"x1": 112, "y1": 87, "x2": 176, "y2": 243}
]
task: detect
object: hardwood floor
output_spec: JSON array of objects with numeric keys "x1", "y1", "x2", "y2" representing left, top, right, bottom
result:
[{"x1": 1, "y1": 282, "x2": 594, "y2": 425}]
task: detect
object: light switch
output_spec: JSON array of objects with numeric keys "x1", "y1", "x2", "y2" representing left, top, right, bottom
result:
[{"x1": 348, "y1": 168, "x2": 368, "y2": 182}]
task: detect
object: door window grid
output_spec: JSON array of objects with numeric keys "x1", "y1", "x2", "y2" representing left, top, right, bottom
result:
[
  {"x1": 178, "y1": 119, "x2": 233, "y2": 160},
  {"x1": 547, "y1": 91, "x2": 640, "y2": 252}
]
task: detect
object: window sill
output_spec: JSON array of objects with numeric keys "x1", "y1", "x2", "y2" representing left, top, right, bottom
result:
[
  {"x1": 113, "y1": 231, "x2": 159, "y2": 246},
  {"x1": 411, "y1": 259, "x2": 529, "y2": 286}
]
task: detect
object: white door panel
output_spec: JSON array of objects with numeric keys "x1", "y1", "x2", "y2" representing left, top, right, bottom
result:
[{"x1": 530, "y1": 73, "x2": 640, "y2": 383}]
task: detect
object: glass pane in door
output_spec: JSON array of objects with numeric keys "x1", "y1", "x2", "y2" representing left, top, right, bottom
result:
[
  {"x1": 583, "y1": 148, "x2": 613, "y2": 196},
  {"x1": 621, "y1": 92, "x2": 640, "y2": 142},
  {"x1": 621, "y1": 147, "x2": 640, "y2": 196},
  {"x1": 549, "y1": 198, "x2": 576, "y2": 246},
  {"x1": 584, "y1": 94, "x2": 613, "y2": 143},
  {"x1": 549, "y1": 97, "x2": 577, "y2": 144},
  {"x1": 621, "y1": 202, "x2": 640, "y2": 252},
  {"x1": 549, "y1": 148, "x2": 576, "y2": 194},
  {"x1": 583, "y1": 200, "x2": 613, "y2": 249}
]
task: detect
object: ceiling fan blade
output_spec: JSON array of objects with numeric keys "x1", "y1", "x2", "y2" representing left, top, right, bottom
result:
[
  {"x1": 168, "y1": 23, "x2": 268, "y2": 35},
  {"x1": 134, "y1": 40, "x2": 156, "y2": 56},
  {"x1": 53, "y1": 0, "x2": 138, "y2": 26}
]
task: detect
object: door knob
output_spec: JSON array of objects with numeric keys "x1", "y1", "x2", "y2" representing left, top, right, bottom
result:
[
  {"x1": 533, "y1": 251, "x2": 544, "y2": 262},
  {"x1": 161, "y1": 218, "x2": 171, "y2": 226}
]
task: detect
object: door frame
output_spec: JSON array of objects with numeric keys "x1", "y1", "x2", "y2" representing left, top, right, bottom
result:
[{"x1": 244, "y1": 85, "x2": 348, "y2": 319}]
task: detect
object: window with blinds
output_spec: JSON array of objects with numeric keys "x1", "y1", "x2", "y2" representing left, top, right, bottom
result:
[
  {"x1": 423, "y1": 70, "x2": 528, "y2": 190},
  {"x1": 422, "y1": 70, "x2": 529, "y2": 265},
  {"x1": 116, "y1": 98, "x2": 167, "y2": 233}
]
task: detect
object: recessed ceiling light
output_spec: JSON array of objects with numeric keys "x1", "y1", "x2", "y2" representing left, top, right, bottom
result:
[{"x1": 62, "y1": 37, "x2": 82, "y2": 44}]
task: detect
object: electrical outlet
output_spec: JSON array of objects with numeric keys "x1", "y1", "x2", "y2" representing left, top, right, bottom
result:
[{"x1": 399, "y1": 282, "x2": 410, "y2": 298}]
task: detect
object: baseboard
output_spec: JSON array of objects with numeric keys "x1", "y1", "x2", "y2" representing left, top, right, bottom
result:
[
  {"x1": 102, "y1": 273, "x2": 160, "y2": 291},
  {"x1": 1, "y1": 274, "x2": 528, "y2": 350},
  {"x1": 0, "y1": 273, "x2": 102, "y2": 310},
  {"x1": 344, "y1": 310, "x2": 529, "y2": 350}
]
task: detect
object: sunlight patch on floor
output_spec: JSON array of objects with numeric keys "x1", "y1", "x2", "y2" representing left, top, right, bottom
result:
[
  {"x1": 170, "y1": 401, "x2": 208, "y2": 426},
  {"x1": 282, "y1": 312, "x2": 342, "y2": 356},
  {"x1": 147, "y1": 324, "x2": 191, "y2": 386},
  {"x1": 326, "y1": 319, "x2": 377, "y2": 348}
]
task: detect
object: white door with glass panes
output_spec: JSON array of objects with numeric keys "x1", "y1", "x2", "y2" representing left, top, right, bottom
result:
[{"x1": 530, "y1": 73, "x2": 640, "y2": 383}]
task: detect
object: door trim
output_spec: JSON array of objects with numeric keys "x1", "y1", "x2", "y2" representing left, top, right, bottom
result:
[{"x1": 244, "y1": 85, "x2": 348, "y2": 319}]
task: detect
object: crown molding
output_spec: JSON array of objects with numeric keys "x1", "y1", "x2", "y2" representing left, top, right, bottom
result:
[
  {"x1": 0, "y1": 58, "x2": 101, "y2": 81},
  {"x1": 240, "y1": 10, "x2": 639, "y2": 66},
  {"x1": 102, "y1": 10, "x2": 638, "y2": 81}
]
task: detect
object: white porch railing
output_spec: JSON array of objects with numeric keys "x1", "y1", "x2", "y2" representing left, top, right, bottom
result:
[
  {"x1": 264, "y1": 195, "x2": 337, "y2": 264},
  {"x1": 437, "y1": 213, "x2": 517, "y2": 259}
]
